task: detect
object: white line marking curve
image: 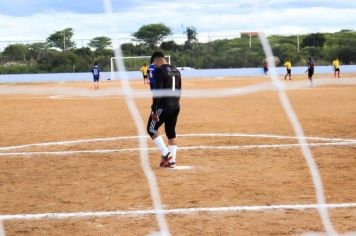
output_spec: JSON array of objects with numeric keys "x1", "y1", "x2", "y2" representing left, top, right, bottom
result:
[
  {"x1": 0, "y1": 203, "x2": 355, "y2": 221},
  {"x1": 1, "y1": 141, "x2": 356, "y2": 157},
  {"x1": 1, "y1": 133, "x2": 356, "y2": 152}
]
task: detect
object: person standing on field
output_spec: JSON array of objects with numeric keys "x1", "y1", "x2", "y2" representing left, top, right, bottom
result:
[
  {"x1": 147, "y1": 52, "x2": 182, "y2": 168},
  {"x1": 263, "y1": 61, "x2": 268, "y2": 75},
  {"x1": 332, "y1": 58, "x2": 341, "y2": 78},
  {"x1": 140, "y1": 63, "x2": 149, "y2": 84},
  {"x1": 305, "y1": 58, "x2": 315, "y2": 87},
  {"x1": 91, "y1": 62, "x2": 100, "y2": 90},
  {"x1": 147, "y1": 58, "x2": 156, "y2": 90},
  {"x1": 283, "y1": 59, "x2": 292, "y2": 80}
]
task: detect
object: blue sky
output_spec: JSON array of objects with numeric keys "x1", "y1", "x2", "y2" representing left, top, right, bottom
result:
[
  {"x1": 0, "y1": 0, "x2": 355, "y2": 45},
  {"x1": 1, "y1": 0, "x2": 356, "y2": 15}
]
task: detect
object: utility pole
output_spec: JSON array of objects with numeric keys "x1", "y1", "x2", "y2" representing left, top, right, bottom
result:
[
  {"x1": 297, "y1": 34, "x2": 300, "y2": 53},
  {"x1": 249, "y1": 33, "x2": 252, "y2": 48}
]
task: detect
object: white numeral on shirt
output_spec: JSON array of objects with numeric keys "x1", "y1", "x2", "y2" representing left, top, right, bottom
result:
[{"x1": 172, "y1": 76, "x2": 176, "y2": 91}]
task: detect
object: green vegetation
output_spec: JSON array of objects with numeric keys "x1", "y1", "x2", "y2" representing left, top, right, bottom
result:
[
  {"x1": 1, "y1": 24, "x2": 355, "y2": 74},
  {"x1": 132, "y1": 23, "x2": 172, "y2": 49}
]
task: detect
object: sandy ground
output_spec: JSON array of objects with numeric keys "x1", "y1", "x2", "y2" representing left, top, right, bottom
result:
[{"x1": 0, "y1": 73, "x2": 355, "y2": 235}]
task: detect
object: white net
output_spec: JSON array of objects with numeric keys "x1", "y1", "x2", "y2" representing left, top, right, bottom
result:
[
  {"x1": 102, "y1": 0, "x2": 355, "y2": 235},
  {"x1": 0, "y1": 0, "x2": 355, "y2": 236}
]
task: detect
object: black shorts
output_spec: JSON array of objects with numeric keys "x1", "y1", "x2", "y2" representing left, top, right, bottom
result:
[
  {"x1": 287, "y1": 69, "x2": 291, "y2": 75},
  {"x1": 143, "y1": 75, "x2": 148, "y2": 79},
  {"x1": 335, "y1": 68, "x2": 340, "y2": 72},
  {"x1": 93, "y1": 76, "x2": 99, "y2": 82},
  {"x1": 308, "y1": 69, "x2": 314, "y2": 78},
  {"x1": 147, "y1": 108, "x2": 180, "y2": 139}
]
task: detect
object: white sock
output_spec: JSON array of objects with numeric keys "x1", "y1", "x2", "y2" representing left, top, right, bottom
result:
[
  {"x1": 153, "y1": 136, "x2": 169, "y2": 156},
  {"x1": 168, "y1": 145, "x2": 177, "y2": 163}
]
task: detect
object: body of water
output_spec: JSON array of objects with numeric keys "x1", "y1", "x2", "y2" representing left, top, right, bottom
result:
[{"x1": 1, "y1": 65, "x2": 355, "y2": 83}]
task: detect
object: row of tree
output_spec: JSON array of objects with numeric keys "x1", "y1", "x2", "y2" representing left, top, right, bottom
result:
[{"x1": 0, "y1": 24, "x2": 355, "y2": 74}]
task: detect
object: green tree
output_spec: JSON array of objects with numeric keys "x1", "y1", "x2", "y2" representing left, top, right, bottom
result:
[
  {"x1": 88, "y1": 36, "x2": 112, "y2": 51},
  {"x1": 38, "y1": 50, "x2": 78, "y2": 72},
  {"x1": 132, "y1": 23, "x2": 172, "y2": 49},
  {"x1": 301, "y1": 33, "x2": 326, "y2": 48},
  {"x1": 160, "y1": 40, "x2": 181, "y2": 51},
  {"x1": 3, "y1": 44, "x2": 30, "y2": 61},
  {"x1": 183, "y1": 26, "x2": 198, "y2": 48},
  {"x1": 337, "y1": 47, "x2": 356, "y2": 64},
  {"x1": 28, "y1": 42, "x2": 48, "y2": 60},
  {"x1": 47, "y1": 28, "x2": 75, "y2": 51}
]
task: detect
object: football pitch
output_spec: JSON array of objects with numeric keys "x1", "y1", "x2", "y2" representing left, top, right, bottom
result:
[{"x1": 0, "y1": 74, "x2": 355, "y2": 235}]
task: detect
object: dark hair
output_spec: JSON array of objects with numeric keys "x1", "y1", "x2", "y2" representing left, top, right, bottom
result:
[
  {"x1": 94, "y1": 62, "x2": 98, "y2": 66},
  {"x1": 150, "y1": 51, "x2": 165, "y2": 63}
]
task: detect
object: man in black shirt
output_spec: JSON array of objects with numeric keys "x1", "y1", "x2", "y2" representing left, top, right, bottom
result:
[
  {"x1": 147, "y1": 52, "x2": 181, "y2": 168},
  {"x1": 306, "y1": 58, "x2": 315, "y2": 86}
]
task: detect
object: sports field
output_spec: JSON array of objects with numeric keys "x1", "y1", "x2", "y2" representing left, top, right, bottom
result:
[{"x1": 0, "y1": 74, "x2": 355, "y2": 235}]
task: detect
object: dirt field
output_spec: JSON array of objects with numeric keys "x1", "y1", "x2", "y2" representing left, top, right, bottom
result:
[{"x1": 0, "y1": 73, "x2": 355, "y2": 235}]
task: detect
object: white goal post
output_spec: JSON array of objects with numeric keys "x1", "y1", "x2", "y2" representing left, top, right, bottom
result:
[{"x1": 110, "y1": 55, "x2": 171, "y2": 80}]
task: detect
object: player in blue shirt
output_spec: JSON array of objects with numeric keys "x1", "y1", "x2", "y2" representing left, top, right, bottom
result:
[
  {"x1": 91, "y1": 62, "x2": 100, "y2": 90},
  {"x1": 147, "y1": 57, "x2": 156, "y2": 90}
]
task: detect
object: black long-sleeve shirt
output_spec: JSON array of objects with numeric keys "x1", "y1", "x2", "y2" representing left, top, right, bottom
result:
[{"x1": 151, "y1": 64, "x2": 181, "y2": 112}]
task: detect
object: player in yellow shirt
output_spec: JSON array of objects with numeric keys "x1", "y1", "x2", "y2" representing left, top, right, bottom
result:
[
  {"x1": 332, "y1": 58, "x2": 340, "y2": 78},
  {"x1": 283, "y1": 59, "x2": 292, "y2": 80},
  {"x1": 140, "y1": 63, "x2": 149, "y2": 84}
]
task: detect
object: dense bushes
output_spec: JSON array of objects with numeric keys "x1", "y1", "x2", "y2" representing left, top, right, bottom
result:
[{"x1": 0, "y1": 30, "x2": 355, "y2": 74}]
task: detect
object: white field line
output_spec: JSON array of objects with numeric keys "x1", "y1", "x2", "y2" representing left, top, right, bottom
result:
[
  {"x1": 0, "y1": 136, "x2": 140, "y2": 151},
  {"x1": 0, "y1": 202, "x2": 355, "y2": 221},
  {"x1": 1, "y1": 78, "x2": 356, "y2": 100},
  {"x1": 0, "y1": 221, "x2": 4, "y2": 236},
  {"x1": 1, "y1": 141, "x2": 356, "y2": 157},
  {"x1": 0, "y1": 86, "x2": 355, "y2": 100},
  {"x1": 2, "y1": 96, "x2": 50, "y2": 100},
  {"x1": 1, "y1": 133, "x2": 356, "y2": 152}
]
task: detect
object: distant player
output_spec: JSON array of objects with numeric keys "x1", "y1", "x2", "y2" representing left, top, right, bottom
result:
[
  {"x1": 91, "y1": 62, "x2": 100, "y2": 89},
  {"x1": 147, "y1": 52, "x2": 181, "y2": 168},
  {"x1": 140, "y1": 63, "x2": 149, "y2": 84},
  {"x1": 305, "y1": 58, "x2": 315, "y2": 86},
  {"x1": 263, "y1": 61, "x2": 268, "y2": 75},
  {"x1": 147, "y1": 59, "x2": 156, "y2": 90},
  {"x1": 283, "y1": 59, "x2": 292, "y2": 80},
  {"x1": 332, "y1": 58, "x2": 340, "y2": 78}
]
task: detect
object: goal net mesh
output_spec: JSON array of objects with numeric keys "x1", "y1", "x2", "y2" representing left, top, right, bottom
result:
[{"x1": 0, "y1": 1, "x2": 355, "y2": 236}]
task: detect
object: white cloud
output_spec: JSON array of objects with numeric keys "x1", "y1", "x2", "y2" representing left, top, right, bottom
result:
[{"x1": 0, "y1": 2, "x2": 355, "y2": 50}]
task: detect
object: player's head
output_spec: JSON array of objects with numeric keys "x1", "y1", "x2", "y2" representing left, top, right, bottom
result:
[
  {"x1": 151, "y1": 51, "x2": 167, "y2": 67},
  {"x1": 143, "y1": 63, "x2": 147, "y2": 66},
  {"x1": 94, "y1": 62, "x2": 98, "y2": 66}
]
